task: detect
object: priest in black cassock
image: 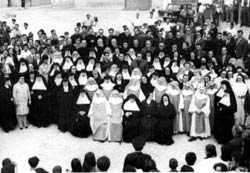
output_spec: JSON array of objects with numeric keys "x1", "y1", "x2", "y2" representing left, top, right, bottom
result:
[
  {"x1": 69, "y1": 89, "x2": 92, "y2": 138},
  {"x1": 0, "y1": 76, "x2": 17, "y2": 132},
  {"x1": 30, "y1": 74, "x2": 50, "y2": 127},
  {"x1": 122, "y1": 94, "x2": 141, "y2": 143}
]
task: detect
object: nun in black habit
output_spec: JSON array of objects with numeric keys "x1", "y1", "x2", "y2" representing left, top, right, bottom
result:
[
  {"x1": 214, "y1": 80, "x2": 237, "y2": 144},
  {"x1": 57, "y1": 77, "x2": 74, "y2": 132},
  {"x1": 140, "y1": 93, "x2": 157, "y2": 141},
  {"x1": 30, "y1": 74, "x2": 50, "y2": 127},
  {"x1": 69, "y1": 89, "x2": 92, "y2": 138},
  {"x1": 122, "y1": 94, "x2": 141, "y2": 143},
  {"x1": 154, "y1": 93, "x2": 176, "y2": 145},
  {"x1": 48, "y1": 70, "x2": 62, "y2": 123},
  {"x1": 0, "y1": 77, "x2": 17, "y2": 132}
]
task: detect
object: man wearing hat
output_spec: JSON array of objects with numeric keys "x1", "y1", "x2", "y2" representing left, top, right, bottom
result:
[{"x1": 123, "y1": 136, "x2": 152, "y2": 170}]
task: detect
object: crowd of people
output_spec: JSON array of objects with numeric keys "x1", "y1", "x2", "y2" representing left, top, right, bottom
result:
[
  {"x1": 0, "y1": 1, "x2": 250, "y2": 171},
  {"x1": 1, "y1": 134, "x2": 250, "y2": 172}
]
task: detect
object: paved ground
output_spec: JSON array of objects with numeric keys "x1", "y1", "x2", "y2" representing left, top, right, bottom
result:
[{"x1": 0, "y1": 3, "x2": 249, "y2": 173}]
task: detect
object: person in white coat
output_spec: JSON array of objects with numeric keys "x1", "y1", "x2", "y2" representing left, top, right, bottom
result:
[{"x1": 13, "y1": 75, "x2": 31, "y2": 129}]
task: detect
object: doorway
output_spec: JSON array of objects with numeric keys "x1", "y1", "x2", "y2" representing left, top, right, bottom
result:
[{"x1": 21, "y1": 0, "x2": 25, "y2": 7}]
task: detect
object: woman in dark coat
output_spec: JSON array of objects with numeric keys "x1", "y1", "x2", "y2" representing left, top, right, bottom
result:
[
  {"x1": 30, "y1": 74, "x2": 50, "y2": 127},
  {"x1": 70, "y1": 89, "x2": 92, "y2": 138},
  {"x1": 0, "y1": 77, "x2": 17, "y2": 132},
  {"x1": 214, "y1": 80, "x2": 237, "y2": 144},
  {"x1": 57, "y1": 78, "x2": 74, "y2": 132},
  {"x1": 155, "y1": 93, "x2": 176, "y2": 145},
  {"x1": 140, "y1": 93, "x2": 157, "y2": 141},
  {"x1": 122, "y1": 94, "x2": 141, "y2": 143},
  {"x1": 141, "y1": 75, "x2": 154, "y2": 99}
]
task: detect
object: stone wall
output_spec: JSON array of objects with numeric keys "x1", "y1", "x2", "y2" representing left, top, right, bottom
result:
[
  {"x1": 74, "y1": 0, "x2": 124, "y2": 9},
  {"x1": 3, "y1": 0, "x2": 51, "y2": 7},
  {"x1": 31, "y1": 0, "x2": 51, "y2": 6},
  {"x1": 125, "y1": 0, "x2": 152, "y2": 10}
]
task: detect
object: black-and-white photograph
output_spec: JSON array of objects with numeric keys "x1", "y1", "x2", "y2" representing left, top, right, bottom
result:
[{"x1": 0, "y1": 0, "x2": 250, "y2": 172}]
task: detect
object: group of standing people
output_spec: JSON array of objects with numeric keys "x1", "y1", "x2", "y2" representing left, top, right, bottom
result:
[{"x1": 0, "y1": 8, "x2": 250, "y2": 147}]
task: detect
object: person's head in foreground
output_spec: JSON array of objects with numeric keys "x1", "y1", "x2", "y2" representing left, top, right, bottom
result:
[
  {"x1": 97, "y1": 156, "x2": 110, "y2": 172},
  {"x1": 82, "y1": 152, "x2": 96, "y2": 172},
  {"x1": 169, "y1": 158, "x2": 178, "y2": 172},
  {"x1": 205, "y1": 144, "x2": 217, "y2": 158},
  {"x1": 132, "y1": 136, "x2": 146, "y2": 151},
  {"x1": 52, "y1": 165, "x2": 62, "y2": 173},
  {"x1": 28, "y1": 156, "x2": 39, "y2": 169},
  {"x1": 71, "y1": 158, "x2": 82, "y2": 172},
  {"x1": 213, "y1": 163, "x2": 228, "y2": 172},
  {"x1": 185, "y1": 152, "x2": 197, "y2": 166}
]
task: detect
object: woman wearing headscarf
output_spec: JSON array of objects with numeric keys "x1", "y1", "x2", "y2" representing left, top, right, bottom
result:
[
  {"x1": 84, "y1": 77, "x2": 99, "y2": 100},
  {"x1": 214, "y1": 80, "x2": 237, "y2": 144},
  {"x1": 108, "y1": 90, "x2": 123, "y2": 142},
  {"x1": 152, "y1": 76, "x2": 168, "y2": 104},
  {"x1": 30, "y1": 74, "x2": 50, "y2": 127},
  {"x1": 232, "y1": 74, "x2": 248, "y2": 125},
  {"x1": 86, "y1": 57, "x2": 96, "y2": 75},
  {"x1": 141, "y1": 75, "x2": 154, "y2": 99},
  {"x1": 122, "y1": 94, "x2": 141, "y2": 143},
  {"x1": 75, "y1": 58, "x2": 86, "y2": 74},
  {"x1": 70, "y1": 89, "x2": 92, "y2": 138},
  {"x1": 88, "y1": 89, "x2": 111, "y2": 141},
  {"x1": 164, "y1": 67, "x2": 177, "y2": 83},
  {"x1": 16, "y1": 58, "x2": 29, "y2": 80},
  {"x1": 91, "y1": 69, "x2": 103, "y2": 85},
  {"x1": 188, "y1": 85, "x2": 211, "y2": 141},
  {"x1": 48, "y1": 63, "x2": 62, "y2": 83},
  {"x1": 100, "y1": 75, "x2": 115, "y2": 99},
  {"x1": 77, "y1": 70, "x2": 88, "y2": 87},
  {"x1": 61, "y1": 56, "x2": 74, "y2": 73},
  {"x1": 140, "y1": 93, "x2": 157, "y2": 141},
  {"x1": 114, "y1": 73, "x2": 128, "y2": 93},
  {"x1": 57, "y1": 78, "x2": 74, "y2": 132},
  {"x1": 123, "y1": 68, "x2": 145, "y2": 102},
  {"x1": 0, "y1": 76, "x2": 17, "y2": 132},
  {"x1": 155, "y1": 94, "x2": 176, "y2": 145},
  {"x1": 68, "y1": 72, "x2": 78, "y2": 93}
]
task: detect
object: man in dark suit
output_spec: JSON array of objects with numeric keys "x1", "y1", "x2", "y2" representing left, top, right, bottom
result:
[
  {"x1": 131, "y1": 52, "x2": 149, "y2": 75},
  {"x1": 217, "y1": 47, "x2": 231, "y2": 70},
  {"x1": 123, "y1": 136, "x2": 152, "y2": 170},
  {"x1": 235, "y1": 30, "x2": 248, "y2": 60},
  {"x1": 194, "y1": 31, "x2": 205, "y2": 50}
]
